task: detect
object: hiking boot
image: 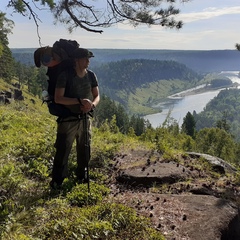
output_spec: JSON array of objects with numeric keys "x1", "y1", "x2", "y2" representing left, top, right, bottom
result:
[{"x1": 50, "y1": 180, "x2": 62, "y2": 190}]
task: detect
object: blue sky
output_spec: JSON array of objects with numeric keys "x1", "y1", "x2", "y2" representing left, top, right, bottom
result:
[{"x1": 1, "y1": 0, "x2": 240, "y2": 50}]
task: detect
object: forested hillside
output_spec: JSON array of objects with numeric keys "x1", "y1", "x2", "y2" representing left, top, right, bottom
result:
[
  {"x1": 94, "y1": 59, "x2": 202, "y2": 114},
  {"x1": 95, "y1": 59, "x2": 200, "y2": 89},
  {"x1": 195, "y1": 88, "x2": 240, "y2": 141}
]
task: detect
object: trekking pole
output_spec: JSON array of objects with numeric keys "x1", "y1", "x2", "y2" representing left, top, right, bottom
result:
[{"x1": 83, "y1": 113, "x2": 90, "y2": 194}]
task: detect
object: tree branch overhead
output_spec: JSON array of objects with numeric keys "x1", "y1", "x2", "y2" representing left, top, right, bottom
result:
[{"x1": 5, "y1": 0, "x2": 188, "y2": 33}]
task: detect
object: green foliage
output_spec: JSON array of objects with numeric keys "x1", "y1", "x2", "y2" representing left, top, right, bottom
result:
[
  {"x1": 196, "y1": 88, "x2": 240, "y2": 141},
  {"x1": 13, "y1": 61, "x2": 46, "y2": 97},
  {"x1": 91, "y1": 123, "x2": 125, "y2": 167},
  {"x1": 0, "y1": 103, "x2": 56, "y2": 160},
  {"x1": 0, "y1": 12, "x2": 14, "y2": 82},
  {"x1": 181, "y1": 111, "x2": 196, "y2": 137},
  {"x1": 215, "y1": 111, "x2": 231, "y2": 132},
  {"x1": 95, "y1": 94, "x2": 147, "y2": 135},
  {"x1": 210, "y1": 78, "x2": 232, "y2": 87},
  {"x1": 3, "y1": 199, "x2": 164, "y2": 240},
  {"x1": 0, "y1": 160, "x2": 22, "y2": 195},
  {"x1": 66, "y1": 182, "x2": 110, "y2": 207},
  {"x1": 140, "y1": 125, "x2": 195, "y2": 155},
  {"x1": 33, "y1": 201, "x2": 164, "y2": 240},
  {"x1": 5, "y1": 0, "x2": 185, "y2": 34},
  {"x1": 195, "y1": 127, "x2": 236, "y2": 164},
  {"x1": 0, "y1": 160, "x2": 22, "y2": 223},
  {"x1": 97, "y1": 59, "x2": 200, "y2": 91}
]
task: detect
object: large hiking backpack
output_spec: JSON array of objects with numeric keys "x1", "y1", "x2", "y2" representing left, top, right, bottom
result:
[
  {"x1": 44, "y1": 60, "x2": 76, "y2": 117},
  {"x1": 52, "y1": 39, "x2": 79, "y2": 61},
  {"x1": 34, "y1": 39, "x2": 80, "y2": 117}
]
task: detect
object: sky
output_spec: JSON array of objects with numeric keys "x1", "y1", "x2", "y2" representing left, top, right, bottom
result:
[{"x1": 1, "y1": 0, "x2": 240, "y2": 50}]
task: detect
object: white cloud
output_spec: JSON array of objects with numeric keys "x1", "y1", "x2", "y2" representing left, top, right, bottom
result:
[{"x1": 179, "y1": 6, "x2": 240, "y2": 23}]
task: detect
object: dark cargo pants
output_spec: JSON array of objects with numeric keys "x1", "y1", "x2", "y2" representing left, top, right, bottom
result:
[{"x1": 51, "y1": 116, "x2": 91, "y2": 184}]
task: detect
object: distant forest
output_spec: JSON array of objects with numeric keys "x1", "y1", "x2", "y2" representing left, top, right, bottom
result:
[{"x1": 11, "y1": 48, "x2": 240, "y2": 73}]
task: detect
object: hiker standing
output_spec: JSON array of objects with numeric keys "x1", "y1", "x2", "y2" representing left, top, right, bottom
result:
[{"x1": 50, "y1": 48, "x2": 100, "y2": 189}]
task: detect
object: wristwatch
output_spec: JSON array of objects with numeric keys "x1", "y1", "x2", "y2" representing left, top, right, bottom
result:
[{"x1": 92, "y1": 103, "x2": 96, "y2": 110}]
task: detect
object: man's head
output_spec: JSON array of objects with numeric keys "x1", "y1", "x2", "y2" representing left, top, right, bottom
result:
[{"x1": 73, "y1": 48, "x2": 94, "y2": 70}]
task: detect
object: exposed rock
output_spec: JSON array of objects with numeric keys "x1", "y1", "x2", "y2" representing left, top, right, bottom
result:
[
  {"x1": 5, "y1": 91, "x2": 12, "y2": 98},
  {"x1": 14, "y1": 89, "x2": 24, "y2": 100},
  {"x1": 0, "y1": 91, "x2": 12, "y2": 104},
  {"x1": 116, "y1": 161, "x2": 191, "y2": 187},
  {"x1": 114, "y1": 192, "x2": 239, "y2": 240},
  {"x1": 186, "y1": 152, "x2": 237, "y2": 174},
  {"x1": 109, "y1": 150, "x2": 240, "y2": 240},
  {"x1": 0, "y1": 87, "x2": 24, "y2": 103}
]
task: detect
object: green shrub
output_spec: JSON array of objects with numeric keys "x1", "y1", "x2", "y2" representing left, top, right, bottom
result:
[
  {"x1": 66, "y1": 182, "x2": 110, "y2": 206},
  {"x1": 0, "y1": 104, "x2": 56, "y2": 159},
  {"x1": 15, "y1": 200, "x2": 164, "y2": 240}
]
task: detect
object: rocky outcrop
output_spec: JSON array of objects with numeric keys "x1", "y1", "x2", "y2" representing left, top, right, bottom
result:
[
  {"x1": 110, "y1": 150, "x2": 240, "y2": 240},
  {"x1": 0, "y1": 83, "x2": 24, "y2": 103},
  {"x1": 186, "y1": 152, "x2": 237, "y2": 174}
]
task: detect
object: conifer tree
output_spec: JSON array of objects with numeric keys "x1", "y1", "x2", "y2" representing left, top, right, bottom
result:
[
  {"x1": 181, "y1": 111, "x2": 196, "y2": 137},
  {"x1": 0, "y1": 12, "x2": 14, "y2": 82},
  {"x1": 215, "y1": 111, "x2": 230, "y2": 133}
]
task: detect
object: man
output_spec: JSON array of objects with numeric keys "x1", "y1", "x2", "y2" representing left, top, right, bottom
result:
[{"x1": 50, "y1": 48, "x2": 100, "y2": 189}]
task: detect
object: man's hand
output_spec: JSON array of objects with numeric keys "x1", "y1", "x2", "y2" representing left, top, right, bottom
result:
[{"x1": 80, "y1": 98, "x2": 93, "y2": 113}]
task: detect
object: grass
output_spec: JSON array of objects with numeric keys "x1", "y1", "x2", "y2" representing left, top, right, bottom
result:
[{"x1": 0, "y1": 91, "x2": 165, "y2": 240}]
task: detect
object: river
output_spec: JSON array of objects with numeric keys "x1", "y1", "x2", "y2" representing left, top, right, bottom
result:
[{"x1": 144, "y1": 71, "x2": 240, "y2": 128}]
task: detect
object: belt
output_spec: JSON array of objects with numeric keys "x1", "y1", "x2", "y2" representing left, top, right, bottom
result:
[{"x1": 57, "y1": 112, "x2": 92, "y2": 123}]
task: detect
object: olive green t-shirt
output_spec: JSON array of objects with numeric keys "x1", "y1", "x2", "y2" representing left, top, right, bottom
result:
[{"x1": 56, "y1": 70, "x2": 98, "y2": 113}]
